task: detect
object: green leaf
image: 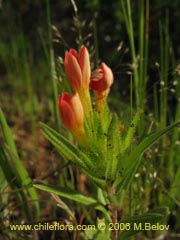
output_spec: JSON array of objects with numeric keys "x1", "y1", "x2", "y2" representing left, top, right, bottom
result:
[
  {"x1": 0, "y1": 109, "x2": 39, "y2": 220},
  {"x1": 34, "y1": 183, "x2": 111, "y2": 221},
  {"x1": 84, "y1": 218, "x2": 111, "y2": 240},
  {"x1": 40, "y1": 122, "x2": 106, "y2": 188},
  {"x1": 0, "y1": 109, "x2": 19, "y2": 158},
  {"x1": 118, "y1": 207, "x2": 169, "y2": 239},
  {"x1": 0, "y1": 146, "x2": 21, "y2": 190},
  {"x1": 85, "y1": 229, "x2": 110, "y2": 240},
  {"x1": 106, "y1": 114, "x2": 121, "y2": 181},
  {"x1": 115, "y1": 156, "x2": 142, "y2": 195},
  {"x1": 148, "y1": 207, "x2": 169, "y2": 216},
  {"x1": 87, "y1": 218, "x2": 111, "y2": 240},
  {"x1": 40, "y1": 122, "x2": 93, "y2": 170},
  {"x1": 123, "y1": 110, "x2": 141, "y2": 152},
  {"x1": 115, "y1": 121, "x2": 180, "y2": 194},
  {"x1": 0, "y1": 146, "x2": 30, "y2": 218},
  {"x1": 97, "y1": 187, "x2": 109, "y2": 205},
  {"x1": 34, "y1": 183, "x2": 96, "y2": 205},
  {"x1": 126, "y1": 121, "x2": 180, "y2": 170}
]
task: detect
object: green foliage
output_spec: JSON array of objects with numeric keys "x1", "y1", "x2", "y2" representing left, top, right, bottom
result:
[
  {"x1": 34, "y1": 183, "x2": 111, "y2": 221},
  {"x1": 0, "y1": 108, "x2": 40, "y2": 221},
  {"x1": 85, "y1": 218, "x2": 111, "y2": 240},
  {"x1": 40, "y1": 108, "x2": 180, "y2": 199},
  {"x1": 40, "y1": 86, "x2": 179, "y2": 240},
  {"x1": 106, "y1": 114, "x2": 122, "y2": 181},
  {"x1": 118, "y1": 207, "x2": 169, "y2": 239},
  {"x1": 0, "y1": 146, "x2": 30, "y2": 218},
  {"x1": 40, "y1": 122, "x2": 106, "y2": 188},
  {"x1": 123, "y1": 110, "x2": 142, "y2": 152}
]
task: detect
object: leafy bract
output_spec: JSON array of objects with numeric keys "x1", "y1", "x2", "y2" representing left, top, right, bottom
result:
[{"x1": 40, "y1": 122, "x2": 106, "y2": 188}]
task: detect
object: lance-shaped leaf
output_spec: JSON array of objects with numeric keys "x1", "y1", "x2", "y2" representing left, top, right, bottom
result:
[
  {"x1": 115, "y1": 121, "x2": 180, "y2": 194},
  {"x1": 118, "y1": 207, "x2": 169, "y2": 239},
  {"x1": 106, "y1": 114, "x2": 121, "y2": 182},
  {"x1": 40, "y1": 122, "x2": 93, "y2": 169},
  {"x1": 0, "y1": 146, "x2": 30, "y2": 218},
  {"x1": 40, "y1": 122, "x2": 106, "y2": 188},
  {"x1": 123, "y1": 110, "x2": 141, "y2": 152},
  {"x1": 0, "y1": 109, "x2": 39, "y2": 220},
  {"x1": 34, "y1": 183, "x2": 111, "y2": 221}
]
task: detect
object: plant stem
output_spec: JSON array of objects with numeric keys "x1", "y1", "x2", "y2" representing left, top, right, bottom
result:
[{"x1": 108, "y1": 187, "x2": 118, "y2": 240}]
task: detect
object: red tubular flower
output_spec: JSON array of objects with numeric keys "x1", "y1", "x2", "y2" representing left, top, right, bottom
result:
[
  {"x1": 64, "y1": 46, "x2": 92, "y2": 117},
  {"x1": 64, "y1": 46, "x2": 90, "y2": 91},
  {"x1": 58, "y1": 92, "x2": 87, "y2": 146},
  {"x1": 58, "y1": 92, "x2": 84, "y2": 131},
  {"x1": 90, "y1": 63, "x2": 113, "y2": 93},
  {"x1": 90, "y1": 63, "x2": 114, "y2": 116}
]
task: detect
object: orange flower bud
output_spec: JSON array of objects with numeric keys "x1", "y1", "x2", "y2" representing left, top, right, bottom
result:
[
  {"x1": 90, "y1": 63, "x2": 114, "y2": 116},
  {"x1": 90, "y1": 63, "x2": 113, "y2": 93},
  {"x1": 64, "y1": 46, "x2": 92, "y2": 117},
  {"x1": 58, "y1": 92, "x2": 84, "y2": 131},
  {"x1": 64, "y1": 46, "x2": 90, "y2": 91},
  {"x1": 58, "y1": 92, "x2": 87, "y2": 146}
]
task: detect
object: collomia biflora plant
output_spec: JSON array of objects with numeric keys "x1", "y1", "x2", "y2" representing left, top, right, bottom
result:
[{"x1": 35, "y1": 46, "x2": 180, "y2": 240}]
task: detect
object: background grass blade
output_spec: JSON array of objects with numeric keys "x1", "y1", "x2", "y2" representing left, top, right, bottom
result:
[
  {"x1": 0, "y1": 108, "x2": 40, "y2": 220},
  {"x1": 0, "y1": 146, "x2": 30, "y2": 219},
  {"x1": 115, "y1": 121, "x2": 180, "y2": 194}
]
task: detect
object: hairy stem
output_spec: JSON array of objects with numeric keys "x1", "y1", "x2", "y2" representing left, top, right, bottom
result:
[{"x1": 108, "y1": 187, "x2": 118, "y2": 240}]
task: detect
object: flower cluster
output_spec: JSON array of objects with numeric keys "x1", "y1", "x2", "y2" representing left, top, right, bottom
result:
[{"x1": 58, "y1": 46, "x2": 113, "y2": 146}]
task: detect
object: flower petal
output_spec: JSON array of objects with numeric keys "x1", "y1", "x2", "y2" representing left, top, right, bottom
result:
[
  {"x1": 71, "y1": 92, "x2": 84, "y2": 127},
  {"x1": 79, "y1": 46, "x2": 91, "y2": 86},
  {"x1": 58, "y1": 93, "x2": 76, "y2": 129},
  {"x1": 58, "y1": 92, "x2": 84, "y2": 130},
  {"x1": 90, "y1": 63, "x2": 113, "y2": 92},
  {"x1": 64, "y1": 51, "x2": 82, "y2": 91}
]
